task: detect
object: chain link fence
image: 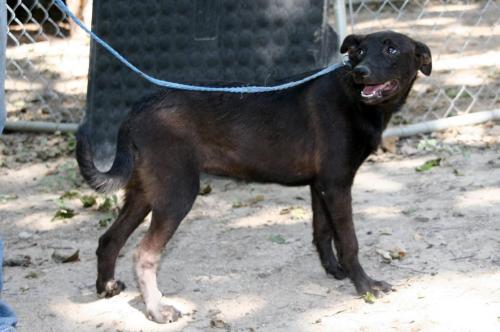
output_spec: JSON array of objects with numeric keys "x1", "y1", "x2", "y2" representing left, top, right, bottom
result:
[
  {"x1": 5, "y1": 0, "x2": 89, "y2": 126},
  {"x1": 3, "y1": 0, "x2": 500, "y2": 130},
  {"x1": 343, "y1": 0, "x2": 499, "y2": 124}
]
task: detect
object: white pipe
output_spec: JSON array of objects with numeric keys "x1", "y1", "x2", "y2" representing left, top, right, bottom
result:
[
  {"x1": 4, "y1": 109, "x2": 500, "y2": 137},
  {"x1": 383, "y1": 109, "x2": 500, "y2": 138},
  {"x1": 4, "y1": 120, "x2": 78, "y2": 133},
  {"x1": 335, "y1": 0, "x2": 348, "y2": 43}
]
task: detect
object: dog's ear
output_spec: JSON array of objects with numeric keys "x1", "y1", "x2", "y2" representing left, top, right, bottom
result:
[
  {"x1": 415, "y1": 41, "x2": 432, "y2": 76},
  {"x1": 340, "y1": 34, "x2": 364, "y2": 54}
]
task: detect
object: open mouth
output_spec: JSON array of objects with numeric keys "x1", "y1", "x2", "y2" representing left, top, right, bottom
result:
[{"x1": 360, "y1": 80, "x2": 399, "y2": 103}]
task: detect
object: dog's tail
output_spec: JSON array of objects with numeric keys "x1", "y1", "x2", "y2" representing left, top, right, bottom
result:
[{"x1": 76, "y1": 122, "x2": 134, "y2": 193}]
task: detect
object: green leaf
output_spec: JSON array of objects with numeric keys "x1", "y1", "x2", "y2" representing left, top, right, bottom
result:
[
  {"x1": 270, "y1": 234, "x2": 286, "y2": 244},
  {"x1": 232, "y1": 201, "x2": 245, "y2": 208},
  {"x1": 232, "y1": 195, "x2": 264, "y2": 208},
  {"x1": 80, "y1": 195, "x2": 97, "y2": 208},
  {"x1": 60, "y1": 191, "x2": 80, "y2": 200},
  {"x1": 199, "y1": 184, "x2": 212, "y2": 195},
  {"x1": 98, "y1": 214, "x2": 114, "y2": 228},
  {"x1": 402, "y1": 208, "x2": 417, "y2": 216},
  {"x1": 290, "y1": 207, "x2": 307, "y2": 220},
  {"x1": 248, "y1": 195, "x2": 265, "y2": 205},
  {"x1": 41, "y1": 160, "x2": 83, "y2": 191},
  {"x1": 98, "y1": 196, "x2": 116, "y2": 212},
  {"x1": 363, "y1": 292, "x2": 376, "y2": 304},
  {"x1": 53, "y1": 208, "x2": 76, "y2": 220},
  {"x1": 0, "y1": 194, "x2": 19, "y2": 204},
  {"x1": 417, "y1": 138, "x2": 438, "y2": 151},
  {"x1": 25, "y1": 271, "x2": 39, "y2": 279},
  {"x1": 415, "y1": 158, "x2": 442, "y2": 172},
  {"x1": 279, "y1": 207, "x2": 292, "y2": 215},
  {"x1": 280, "y1": 206, "x2": 307, "y2": 220},
  {"x1": 65, "y1": 133, "x2": 77, "y2": 153}
]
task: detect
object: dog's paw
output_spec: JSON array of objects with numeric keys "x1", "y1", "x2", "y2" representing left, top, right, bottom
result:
[
  {"x1": 147, "y1": 304, "x2": 181, "y2": 324},
  {"x1": 97, "y1": 279, "x2": 126, "y2": 298},
  {"x1": 356, "y1": 278, "x2": 393, "y2": 298}
]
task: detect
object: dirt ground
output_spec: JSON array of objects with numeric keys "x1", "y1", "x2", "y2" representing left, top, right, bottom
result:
[
  {"x1": 2, "y1": 2, "x2": 499, "y2": 331},
  {"x1": 1, "y1": 123, "x2": 500, "y2": 332}
]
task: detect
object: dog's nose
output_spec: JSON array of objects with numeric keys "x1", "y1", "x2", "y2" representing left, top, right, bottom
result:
[{"x1": 353, "y1": 65, "x2": 371, "y2": 79}]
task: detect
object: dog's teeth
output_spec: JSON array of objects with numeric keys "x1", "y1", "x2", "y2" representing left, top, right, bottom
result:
[{"x1": 361, "y1": 91, "x2": 377, "y2": 98}]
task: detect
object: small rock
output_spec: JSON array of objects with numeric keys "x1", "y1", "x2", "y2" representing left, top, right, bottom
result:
[
  {"x1": 18, "y1": 231, "x2": 33, "y2": 240},
  {"x1": 379, "y1": 228, "x2": 392, "y2": 236},
  {"x1": 414, "y1": 216, "x2": 430, "y2": 223},
  {"x1": 489, "y1": 125, "x2": 500, "y2": 136},
  {"x1": 3, "y1": 255, "x2": 31, "y2": 267},
  {"x1": 381, "y1": 137, "x2": 398, "y2": 154},
  {"x1": 389, "y1": 247, "x2": 407, "y2": 260},
  {"x1": 199, "y1": 184, "x2": 212, "y2": 195},
  {"x1": 210, "y1": 319, "x2": 230, "y2": 330},
  {"x1": 400, "y1": 144, "x2": 419, "y2": 155},
  {"x1": 402, "y1": 208, "x2": 417, "y2": 216},
  {"x1": 52, "y1": 249, "x2": 80, "y2": 263},
  {"x1": 376, "y1": 249, "x2": 392, "y2": 262},
  {"x1": 302, "y1": 283, "x2": 329, "y2": 297}
]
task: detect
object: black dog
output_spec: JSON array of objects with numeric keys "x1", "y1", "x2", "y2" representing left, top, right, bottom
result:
[{"x1": 76, "y1": 30, "x2": 431, "y2": 323}]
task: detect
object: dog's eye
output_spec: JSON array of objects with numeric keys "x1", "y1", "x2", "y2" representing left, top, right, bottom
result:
[
  {"x1": 356, "y1": 49, "x2": 365, "y2": 56},
  {"x1": 386, "y1": 46, "x2": 399, "y2": 55}
]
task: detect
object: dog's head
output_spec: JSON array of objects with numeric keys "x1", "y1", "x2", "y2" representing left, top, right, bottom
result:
[{"x1": 340, "y1": 31, "x2": 432, "y2": 105}]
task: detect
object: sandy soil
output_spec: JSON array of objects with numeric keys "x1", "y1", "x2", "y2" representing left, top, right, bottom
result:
[
  {"x1": 2, "y1": 2, "x2": 499, "y2": 331},
  {"x1": 1, "y1": 123, "x2": 500, "y2": 332}
]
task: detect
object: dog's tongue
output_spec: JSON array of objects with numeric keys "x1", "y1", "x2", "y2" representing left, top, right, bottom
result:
[{"x1": 362, "y1": 84, "x2": 385, "y2": 95}]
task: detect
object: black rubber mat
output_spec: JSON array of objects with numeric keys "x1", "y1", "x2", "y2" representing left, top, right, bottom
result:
[{"x1": 86, "y1": 0, "x2": 339, "y2": 169}]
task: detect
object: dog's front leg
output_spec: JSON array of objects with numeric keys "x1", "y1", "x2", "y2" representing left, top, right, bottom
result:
[
  {"x1": 314, "y1": 181, "x2": 392, "y2": 297},
  {"x1": 311, "y1": 186, "x2": 347, "y2": 280}
]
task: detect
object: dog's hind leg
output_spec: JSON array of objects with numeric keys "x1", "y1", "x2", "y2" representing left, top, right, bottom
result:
[
  {"x1": 135, "y1": 159, "x2": 199, "y2": 324},
  {"x1": 311, "y1": 186, "x2": 347, "y2": 280},
  {"x1": 96, "y1": 177, "x2": 151, "y2": 297}
]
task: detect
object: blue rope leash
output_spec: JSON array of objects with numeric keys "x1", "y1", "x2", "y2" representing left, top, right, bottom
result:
[{"x1": 54, "y1": 0, "x2": 347, "y2": 93}]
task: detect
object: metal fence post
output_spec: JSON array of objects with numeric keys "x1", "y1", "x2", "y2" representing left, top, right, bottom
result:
[{"x1": 0, "y1": 0, "x2": 6, "y2": 134}]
